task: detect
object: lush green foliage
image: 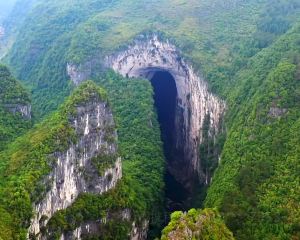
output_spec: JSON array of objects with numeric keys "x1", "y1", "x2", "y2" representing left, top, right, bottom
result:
[
  {"x1": 0, "y1": 81, "x2": 108, "y2": 239},
  {"x1": 43, "y1": 71, "x2": 165, "y2": 239},
  {"x1": 2, "y1": 0, "x2": 300, "y2": 239},
  {"x1": 206, "y1": 23, "x2": 300, "y2": 239},
  {"x1": 5, "y1": 0, "x2": 295, "y2": 118},
  {"x1": 161, "y1": 208, "x2": 234, "y2": 240},
  {"x1": 0, "y1": 64, "x2": 32, "y2": 150}
]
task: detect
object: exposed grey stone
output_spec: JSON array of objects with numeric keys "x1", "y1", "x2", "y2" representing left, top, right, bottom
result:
[
  {"x1": 104, "y1": 35, "x2": 226, "y2": 188},
  {"x1": 4, "y1": 103, "x2": 32, "y2": 119},
  {"x1": 268, "y1": 107, "x2": 287, "y2": 118},
  {"x1": 60, "y1": 209, "x2": 147, "y2": 240},
  {"x1": 28, "y1": 100, "x2": 122, "y2": 239},
  {"x1": 67, "y1": 62, "x2": 92, "y2": 86}
]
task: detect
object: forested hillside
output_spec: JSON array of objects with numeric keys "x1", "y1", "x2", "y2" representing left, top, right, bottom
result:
[
  {"x1": 43, "y1": 72, "x2": 165, "y2": 239},
  {"x1": 206, "y1": 23, "x2": 300, "y2": 239},
  {"x1": 161, "y1": 208, "x2": 234, "y2": 240},
  {"x1": 0, "y1": 0, "x2": 299, "y2": 239},
  {"x1": 2, "y1": 0, "x2": 299, "y2": 117},
  {"x1": 0, "y1": 65, "x2": 31, "y2": 151}
]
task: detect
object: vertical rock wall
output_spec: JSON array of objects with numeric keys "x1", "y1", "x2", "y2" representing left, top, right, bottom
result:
[
  {"x1": 28, "y1": 100, "x2": 122, "y2": 239},
  {"x1": 4, "y1": 103, "x2": 32, "y2": 119},
  {"x1": 104, "y1": 35, "x2": 226, "y2": 188},
  {"x1": 60, "y1": 209, "x2": 148, "y2": 240}
]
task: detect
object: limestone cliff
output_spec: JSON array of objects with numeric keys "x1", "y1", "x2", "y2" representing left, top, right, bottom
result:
[
  {"x1": 0, "y1": 64, "x2": 32, "y2": 150},
  {"x1": 28, "y1": 88, "x2": 122, "y2": 239},
  {"x1": 3, "y1": 103, "x2": 31, "y2": 119},
  {"x1": 67, "y1": 62, "x2": 92, "y2": 86},
  {"x1": 104, "y1": 35, "x2": 226, "y2": 188},
  {"x1": 66, "y1": 35, "x2": 225, "y2": 188},
  {"x1": 61, "y1": 209, "x2": 148, "y2": 240}
]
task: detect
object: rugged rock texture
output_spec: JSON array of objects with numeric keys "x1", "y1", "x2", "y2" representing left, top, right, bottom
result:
[
  {"x1": 4, "y1": 103, "x2": 31, "y2": 119},
  {"x1": 67, "y1": 62, "x2": 92, "y2": 86},
  {"x1": 104, "y1": 35, "x2": 226, "y2": 188},
  {"x1": 268, "y1": 107, "x2": 287, "y2": 118},
  {"x1": 28, "y1": 100, "x2": 122, "y2": 239},
  {"x1": 65, "y1": 35, "x2": 226, "y2": 189},
  {"x1": 130, "y1": 220, "x2": 149, "y2": 240},
  {"x1": 61, "y1": 209, "x2": 148, "y2": 240},
  {"x1": 161, "y1": 209, "x2": 234, "y2": 240}
]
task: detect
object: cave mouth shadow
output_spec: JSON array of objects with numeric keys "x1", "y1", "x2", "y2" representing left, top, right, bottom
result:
[{"x1": 149, "y1": 71, "x2": 189, "y2": 213}]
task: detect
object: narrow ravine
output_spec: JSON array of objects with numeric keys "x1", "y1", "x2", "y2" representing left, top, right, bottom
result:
[{"x1": 149, "y1": 71, "x2": 190, "y2": 213}]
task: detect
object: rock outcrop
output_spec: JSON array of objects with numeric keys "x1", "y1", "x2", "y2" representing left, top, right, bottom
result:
[
  {"x1": 161, "y1": 208, "x2": 234, "y2": 240},
  {"x1": 65, "y1": 34, "x2": 226, "y2": 188},
  {"x1": 28, "y1": 98, "x2": 122, "y2": 239},
  {"x1": 104, "y1": 35, "x2": 226, "y2": 188},
  {"x1": 268, "y1": 107, "x2": 287, "y2": 118},
  {"x1": 4, "y1": 103, "x2": 32, "y2": 119},
  {"x1": 67, "y1": 62, "x2": 92, "y2": 86},
  {"x1": 61, "y1": 209, "x2": 148, "y2": 240}
]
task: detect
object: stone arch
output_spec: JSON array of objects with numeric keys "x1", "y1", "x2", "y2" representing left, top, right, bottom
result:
[{"x1": 104, "y1": 35, "x2": 226, "y2": 189}]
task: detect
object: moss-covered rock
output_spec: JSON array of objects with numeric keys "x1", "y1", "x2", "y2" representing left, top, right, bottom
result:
[{"x1": 161, "y1": 208, "x2": 234, "y2": 240}]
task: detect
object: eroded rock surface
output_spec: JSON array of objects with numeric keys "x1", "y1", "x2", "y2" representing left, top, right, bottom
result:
[
  {"x1": 67, "y1": 62, "x2": 92, "y2": 86},
  {"x1": 268, "y1": 107, "x2": 287, "y2": 118},
  {"x1": 105, "y1": 35, "x2": 226, "y2": 188},
  {"x1": 61, "y1": 209, "x2": 148, "y2": 240},
  {"x1": 28, "y1": 100, "x2": 122, "y2": 239},
  {"x1": 4, "y1": 103, "x2": 31, "y2": 119}
]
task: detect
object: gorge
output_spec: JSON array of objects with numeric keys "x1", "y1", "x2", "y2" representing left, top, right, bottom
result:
[
  {"x1": 106, "y1": 36, "x2": 226, "y2": 203},
  {"x1": 68, "y1": 35, "x2": 226, "y2": 214}
]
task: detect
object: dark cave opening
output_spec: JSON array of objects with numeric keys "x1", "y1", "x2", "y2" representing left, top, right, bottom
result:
[{"x1": 150, "y1": 71, "x2": 189, "y2": 213}]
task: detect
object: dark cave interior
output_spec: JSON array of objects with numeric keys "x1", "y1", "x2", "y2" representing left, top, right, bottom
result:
[{"x1": 150, "y1": 71, "x2": 189, "y2": 213}]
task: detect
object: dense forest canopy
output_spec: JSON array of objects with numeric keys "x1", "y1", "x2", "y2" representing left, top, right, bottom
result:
[{"x1": 0, "y1": 0, "x2": 299, "y2": 239}]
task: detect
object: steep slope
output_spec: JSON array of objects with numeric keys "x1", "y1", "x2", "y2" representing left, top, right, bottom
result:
[
  {"x1": 3, "y1": 0, "x2": 277, "y2": 118},
  {"x1": 2, "y1": 0, "x2": 300, "y2": 239},
  {"x1": 0, "y1": 81, "x2": 122, "y2": 239},
  {"x1": 40, "y1": 72, "x2": 164, "y2": 240},
  {"x1": 161, "y1": 208, "x2": 234, "y2": 240},
  {"x1": 0, "y1": 64, "x2": 32, "y2": 151},
  {"x1": 205, "y1": 22, "x2": 300, "y2": 239},
  {"x1": 0, "y1": 0, "x2": 38, "y2": 59}
]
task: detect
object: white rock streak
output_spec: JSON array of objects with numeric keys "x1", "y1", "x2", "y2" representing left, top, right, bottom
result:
[
  {"x1": 84, "y1": 114, "x2": 89, "y2": 135},
  {"x1": 28, "y1": 102, "x2": 121, "y2": 239},
  {"x1": 105, "y1": 35, "x2": 226, "y2": 180}
]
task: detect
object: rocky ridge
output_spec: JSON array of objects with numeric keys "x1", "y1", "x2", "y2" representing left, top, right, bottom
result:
[{"x1": 28, "y1": 91, "x2": 122, "y2": 239}]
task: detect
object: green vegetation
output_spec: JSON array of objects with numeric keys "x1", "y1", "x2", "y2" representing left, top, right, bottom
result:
[
  {"x1": 205, "y1": 23, "x2": 300, "y2": 239},
  {"x1": 0, "y1": 81, "x2": 109, "y2": 239},
  {"x1": 91, "y1": 151, "x2": 119, "y2": 176},
  {"x1": 1, "y1": 0, "x2": 300, "y2": 239},
  {"x1": 0, "y1": 64, "x2": 32, "y2": 151},
  {"x1": 43, "y1": 71, "x2": 165, "y2": 239},
  {"x1": 161, "y1": 208, "x2": 234, "y2": 240},
  {"x1": 6, "y1": 0, "x2": 298, "y2": 118}
]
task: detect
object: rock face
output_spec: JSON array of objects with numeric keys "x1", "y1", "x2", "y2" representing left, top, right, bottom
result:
[
  {"x1": 4, "y1": 103, "x2": 31, "y2": 119},
  {"x1": 161, "y1": 209, "x2": 234, "y2": 240},
  {"x1": 104, "y1": 35, "x2": 226, "y2": 188},
  {"x1": 67, "y1": 62, "x2": 92, "y2": 86},
  {"x1": 268, "y1": 107, "x2": 287, "y2": 118},
  {"x1": 130, "y1": 220, "x2": 149, "y2": 240},
  {"x1": 61, "y1": 209, "x2": 148, "y2": 240},
  {"x1": 28, "y1": 99, "x2": 122, "y2": 239}
]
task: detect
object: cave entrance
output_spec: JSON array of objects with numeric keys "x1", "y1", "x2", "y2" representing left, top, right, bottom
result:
[{"x1": 150, "y1": 71, "x2": 189, "y2": 213}]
